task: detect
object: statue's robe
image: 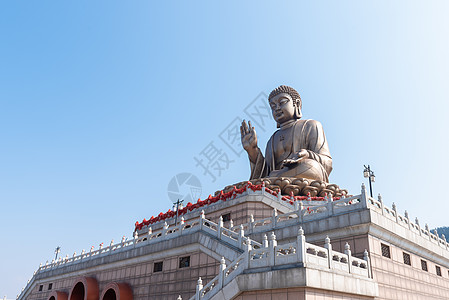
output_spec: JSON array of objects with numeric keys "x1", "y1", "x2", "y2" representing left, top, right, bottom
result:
[{"x1": 249, "y1": 119, "x2": 332, "y2": 182}]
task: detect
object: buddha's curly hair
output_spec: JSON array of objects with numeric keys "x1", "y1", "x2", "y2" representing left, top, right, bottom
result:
[{"x1": 268, "y1": 85, "x2": 302, "y2": 109}]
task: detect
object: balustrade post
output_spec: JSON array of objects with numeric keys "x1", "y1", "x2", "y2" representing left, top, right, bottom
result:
[
  {"x1": 392, "y1": 203, "x2": 399, "y2": 223},
  {"x1": 246, "y1": 239, "x2": 253, "y2": 269},
  {"x1": 297, "y1": 227, "x2": 306, "y2": 264},
  {"x1": 238, "y1": 225, "x2": 244, "y2": 248},
  {"x1": 269, "y1": 232, "x2": 277, "y2": 266},
  {"x1": 415, "y1": 217, "x2": 421, "y2": 236},
  {"x1": 195, "y1": 277, "x2": 203, "y2": 300},
  {"x1": 250, "y1": 214, "x2": 255, "y2": 232},
  {"x1": 199, "y1": 210, "x2": 205, "y2": 230},
  {"x1": 360, "y1": 183, "x2": 369, "y2": 209},
  {"x1": 442, "y1": 234, "x2": 448, "y2": 249},
  {"x1": 404, "y1": 211, "x2": 411, "y2": 229},
  {"x1": 218, "y1": 257, "x2": 226, "y2": 288},
  {"x1": 229, "y1": 219, "x2": 234, "y2": 230},
  {"x1": 218, "y1": 216, "x2": 223, "y2": 238},
  {"x1": 363, "y1": 249, "x2": 372, "y2": 278},
  {"x1": 425, "y1": 224, "x2": 431, "y2": 241},
  {"x1": 344, "y1": 243, "x2": 352, "y2": 273},
  {"x1": 378, "y1": 194, "x2": 384, "y2": 215},
  {"x1": 263, "y1": 234, "x2": 268, "y2": 248},
  {"x1": 180, "y1": 217, "x2": 185, "y2": 234},
  {"x1": 162, "y1": 221, "x2": 169, "y2": 237},
  {"x1": 272, "y1": 208, "x2": 277, "y2": 228},
  {"x1": 326, "y1": 198, "x2": 334, "y2": 217},
  {"x1": 324, "y1": 236, "x2": 333, "y2": 269}
]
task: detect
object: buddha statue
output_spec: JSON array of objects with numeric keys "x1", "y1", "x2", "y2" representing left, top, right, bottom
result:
[{"x1": 240, "y1": 85, "x2": 332, "y2": 182}]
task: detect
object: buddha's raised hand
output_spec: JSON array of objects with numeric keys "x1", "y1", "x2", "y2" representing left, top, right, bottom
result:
[{"x1": 240, "y1": 120, "x2": 258, "y2": 160}]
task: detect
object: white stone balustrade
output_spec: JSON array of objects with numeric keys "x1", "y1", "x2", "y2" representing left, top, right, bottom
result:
[
  {"x1": 18, "y1": 183, "x2": 446, "y2": 300},
  {"x1": 190, "y1": 228, "x2": 372, "y2": 300}
]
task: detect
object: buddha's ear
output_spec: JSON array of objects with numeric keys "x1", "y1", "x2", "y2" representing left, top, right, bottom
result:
[{"x1": 294, "y1": 101, "x2": 302, "y2": 119}]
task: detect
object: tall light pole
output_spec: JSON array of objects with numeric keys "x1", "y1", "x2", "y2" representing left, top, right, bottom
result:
[
  {"x1": 54, "y1": 246, "x2": 61, "y2": 260},
  {"x1": 173, "y1": 199, "x2": 184, "y2": 225},
  {"x1": 363, "y1": 165, "x2": 375, "y2": 198}
]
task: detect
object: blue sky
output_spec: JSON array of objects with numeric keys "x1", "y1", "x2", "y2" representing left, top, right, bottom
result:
[{"x1": 1, "y1": 1, "x2": 449, "y2": 298}]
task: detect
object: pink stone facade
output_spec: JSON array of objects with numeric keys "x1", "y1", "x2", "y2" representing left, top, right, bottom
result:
[
  {"x1": 28, "y1": 251, "x2": 219, "y2": 300},
  {"x1": 235, "y1": 288, "x2": 373, "y2": 300},
  {"x1": 369, "y1": 236, "x2": 449, "y2": 299},
  {"x1": 20, "y1": 188, "x2": 449, "y2": 300}
]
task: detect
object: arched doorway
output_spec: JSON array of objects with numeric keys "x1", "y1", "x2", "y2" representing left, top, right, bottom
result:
[
  {"x1": 100, "y1": 283, "x2": 132, "y2": 300},
  {"x1": 68, "y1": 277, "x2": 99, "y2": 300},
  {"x1": 48, "y1": 291, "x2": 68, "y2": 300}
]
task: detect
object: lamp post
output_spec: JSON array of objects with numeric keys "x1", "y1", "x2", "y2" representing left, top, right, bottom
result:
[
  {"x1": 173, "y1": 199, "x2": 184, "y2": 225},
  {"x1": 363, "y1": 165, "x2": 375, "y2": 198},
  {"x1": 54, "y1": 246, "x2": 61, "y2": 260}
]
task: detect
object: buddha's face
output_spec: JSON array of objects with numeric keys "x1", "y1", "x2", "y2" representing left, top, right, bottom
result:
[{"x1": 269, "y1": 93, "x2": 297, "y2": 124}]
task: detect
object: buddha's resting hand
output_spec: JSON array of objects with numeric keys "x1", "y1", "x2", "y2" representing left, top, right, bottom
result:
[
  {"x1": 282, "y1": 149, "x2": 310, "y2": 168},
  {"x1": 240, "y1": 120, "x2": 258, "y2": 161}
]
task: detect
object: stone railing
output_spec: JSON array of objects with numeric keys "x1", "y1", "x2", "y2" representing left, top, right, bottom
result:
[
  {"x1": 228, "y1": 191, "x2": 365, "y2": 235},
  {"x1": 135, "y1": 181, "x2": 349, "y2": 231},
  {"x1": 20, "y1": 183, "x2": 448, "y2": 300},
  {"x1": 16, "y1": 211, "x2": 260, "y2": 300},
  {"x1": 189, "y1": 228, "x2": 371, "y2": 300},
  {"x1": 366, "y1": 188, "x2": 449, "y2": 251}
]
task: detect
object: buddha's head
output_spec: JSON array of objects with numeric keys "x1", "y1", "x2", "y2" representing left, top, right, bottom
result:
[{"x1": 268, "y1": 85, "x2": 302, "y2": 127}]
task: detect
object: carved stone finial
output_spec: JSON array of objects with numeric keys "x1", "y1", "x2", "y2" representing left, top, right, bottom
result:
[
  {"x1": 221, "y1": 257, "x2": 226, "y2": 265},
  {"x1": 325, "y1": 235, "x2": 330, "y2": 244},
  {"x1": 425, "y1": 224, "x2": 429, "y2": 231},
  {"x1": 298, "y1": 226, "x2": 304, "y2": 236},
  {"x1": 229, "y1": 219, "x2": 234, "y2": 228},
  {"x1": 345, "y1": 242, "x2": 350, "y2": 251},
  {"x1": 270, "y1": 231, "x2": 276, "y2": 241},
  {"x1": 250, "y1": 214, "x2": 254, "y2": 223},
  {"x1": 404, "y1": 210, "x2": 409, "y2": 219},
  {"x1": 363, "y1": 249, "x2": 369, "y2": 259},
  {"x1": 177, "y1": 295, "x2": 182, "y2": 300},
  {"x1": 415, "y1": 217, "x2": 419, "y2": 225},
  {"x1": 392, "y1": 202, "x2": 397, "y2": 211}
]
